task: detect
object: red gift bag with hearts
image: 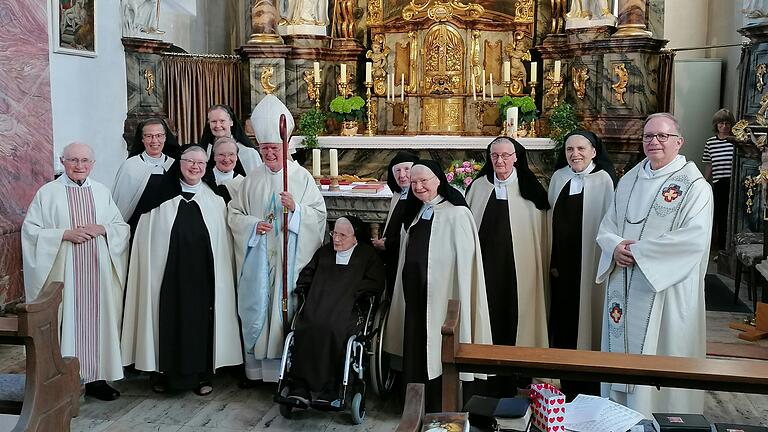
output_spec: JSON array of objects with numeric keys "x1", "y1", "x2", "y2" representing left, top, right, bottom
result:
[{"x1": 529, "y1": 383, "x2": 566, "y2": 432}]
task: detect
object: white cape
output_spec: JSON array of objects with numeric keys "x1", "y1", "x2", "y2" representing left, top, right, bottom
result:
[
  {"x1": 111, "y1": 154, "x2": 174, "y2": 222},
  {"x1": 596, "y1": 157, "x2": 712, "y2": 417},
  {"x1": 22, "y1": 177, "x2": 130, "y2": 382},
  {"x1": 121, "y1": 183, "x2": 243, "y2": 371},
  {"x1": 466, "y1": 175, "x2": 549, "y2": 348},
  {"x1": 548, "y1": 167, "x2": 614, "y2": 350},
  {"x1": 383, "y1": 200, "x2": 492, "y2": 381}
]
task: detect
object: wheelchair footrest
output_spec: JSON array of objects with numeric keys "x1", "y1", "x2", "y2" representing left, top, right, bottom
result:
[
  {"x1": 310, "y1": 398, "x2": 345, "y2": 411},
  {"x1": 274, "y1": 394, "x2": 308, "y2": 410}
]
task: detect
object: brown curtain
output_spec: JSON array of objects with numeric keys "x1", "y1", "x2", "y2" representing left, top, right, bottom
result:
[
  {"x1": 657, "y1": 50, "x2": 675, "y2": 113},
  {"x1": 163, "y1": 55, "x2": 242, "y2": 145}
]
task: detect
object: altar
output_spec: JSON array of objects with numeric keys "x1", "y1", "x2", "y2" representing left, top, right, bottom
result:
[{"x1": 292, "y1": 135, "x2": 556, "y2": 180}]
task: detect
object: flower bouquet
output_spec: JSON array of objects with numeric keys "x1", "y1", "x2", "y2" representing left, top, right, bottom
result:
[{"x1": 446, "y1": 160, "x2": 482, "y2": 191}]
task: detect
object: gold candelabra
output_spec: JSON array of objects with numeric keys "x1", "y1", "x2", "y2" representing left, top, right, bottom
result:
[
  {"x1": 365, "y1": 81, "x2": 376, "y2": 136},
  {"x1": 549, "y1": 78, "x2": 564, "y2": 107},
  {"x1": 529, "y1": 80, "x2": 537, "y2": 100},
  {"x1": 314, "y1": 79, "x2": 322, "y2": 111},
  {"x1": 502, "y1": 80, "x2": 511, "y2": 97},
  {"x1": 313, "y1": 175, "x2": 322, "y2": 187},
  {"x1": 329, "y1": 176, "x2": 341, "y2": 192}
]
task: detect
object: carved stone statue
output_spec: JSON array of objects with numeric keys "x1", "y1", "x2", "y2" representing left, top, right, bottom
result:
[
  {"x1": 744, "y1": 0, "x2": 768, "y2": 25},
  {"x1": 565, "y1": 0, "x2": 616, "y2": 29},
  {"x1": 287, "y1": 0, "x2": 328, "y2": 25},
  {"x1": 366, "y1": 34, "x2": 390, "y2": 96},
  {"x1": 122, "y1": 0, "x2": 162, "y2": 38},
  {"x1": 505, "y1": 32, "x2": 531, "y2": 95}
]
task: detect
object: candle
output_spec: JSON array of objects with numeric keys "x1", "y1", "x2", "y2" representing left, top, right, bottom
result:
[
  {"x1": 400, "y1": 73, "x2": 405, "y2": 101},
  {"x1": 509, "y1": 107, "x2": 518, "y2": 136},
  {"x1": 340, "y1": 64, "x2": 347, "y2": 82},
  {"x1": 471, "y1": 74, "x2": 477, "y2": 101},
  {"x1": 365, "y1": 62, "x2": 372, "y2": 83},
  {"x1": 329, "y1": 149, "x2": 339, "y2": 177},
  {"x1": 314, "y1": 61, "x2": 321, "y2": 83},
  {"x1": 481, "y1": 69, "x2": 486, "y2": 100},
  {"x1": 312, "y1": 149, "x2": 321, "y2": 177},
  {"x1": 554, "y1": 60, "x2": 561, "y2": 81},
  {"x1": 530, "y1": 62, "x2": 537, "y2": 83},
  {"x1": 386, "y1": 73, "x2": 390, "y2": 99},
  {"x1": 503, "y1": 61, "x2": 511, "y2": 82},
  {"x1": 489, "y1": 73, "x2": 494, "y2": 100},
  {"x1": 391, "y1": 74, "x2": 395, "y2": 101}
]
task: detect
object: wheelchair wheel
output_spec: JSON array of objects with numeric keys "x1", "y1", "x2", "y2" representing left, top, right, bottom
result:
[
  {"x1": 279, "y1": 403, "x2": 292, "y2": 419},
  {"x1": 350, "y1": 392, "x2": 365, "y2": 424},
  {"x1": 370, "y1": 300, "x2": 396, "y2": 396}
]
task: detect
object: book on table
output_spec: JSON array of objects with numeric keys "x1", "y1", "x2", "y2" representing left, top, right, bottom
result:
[
  {"x1": 713, "y1": 423, "x2": 768, "y2": 432},
  {"x1": 421, "y1": 411, "x2": 469, "y2": 432},
  {"x1": 350, "y1": 183, "x2": 385, "y2": 193},
  {"x1": 463, "y1": 395, "x2": 531, "y2": 431},
  {"x1": 652, "y1": 413, "x2": 711, "y2": 431}
]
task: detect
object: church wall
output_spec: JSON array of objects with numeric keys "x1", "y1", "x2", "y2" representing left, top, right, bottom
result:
[
  {"x1": 49, "y1": 1, "x2": 128, "y2": 188},
  {"x1": 0, "y1": 0, "x2": 54, "y2": 308},
  {"x1": 707, "y1": 0, "x2": 747, "y2": 115}
]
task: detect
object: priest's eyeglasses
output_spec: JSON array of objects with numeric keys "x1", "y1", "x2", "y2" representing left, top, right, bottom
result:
[
  {"x1": 490, "y1": 152, "x2": 515, "y2": 161},
  {"x1": 181, "y1": 159, "x2": 206, "y2": 167},
  {"x1": 62, "y1": 158, "x2": 93, "y2": 166},
  {"x1": 143, "y1": 133, "x2": 166, "y2": 140},
  {"x1": 642, "y1": 133, "x2": 679, "y2": 142}
]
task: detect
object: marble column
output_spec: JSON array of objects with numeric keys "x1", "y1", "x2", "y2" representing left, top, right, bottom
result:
[
  {"x1": 0, "y1": 0, "x2": 54, "y2": 307},
  {"x1": 248, "y1": 0, "x2": 283, "y2": 45},
  {"x1": 613, "y1": 0, "x2": 652, "y2": 38}
]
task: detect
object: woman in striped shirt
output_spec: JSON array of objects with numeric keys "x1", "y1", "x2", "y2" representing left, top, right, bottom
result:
[{"x1": 702, "y1": 108, "x2": 735, "y2": 251}]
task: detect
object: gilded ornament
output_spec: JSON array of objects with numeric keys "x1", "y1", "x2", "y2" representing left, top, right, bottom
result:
[
  {"x1": 367, "y1": 0, "x2": 382, "y2": 24},
  {"x1": 758, "y1": 93, "x2": 768, "y2": 126},
  {"x1": 143, "y1": 68, "x2": 155, "y2": 96},
  {"x1": 514, "y1": 0, "x2": 534, "y2": 22},
  {"x1": 423, "y1": 24, "x2": 464, "y2": 94},
  {"x1": 366, "y1": 34, "x2": 390, "y2": 96},
  {"x1": 757, "y1": 63, "x2": 767, "y2": 93},
  {"x1": 611, "y1": 63, "x2": 628, "y2": 104},
  {"x1": 572, "y1": 67, "x2": 589, "y2": 99},
  {"x1": 408, "y1": 31, "x2": 418, "y2": 93},
  {"x1": 732, "y1": 119, "x2": 749, "y2": 142},
  {"x1": 402, "y1": 0, "x2": 484, "y2": 22},
  {"x1": 260, "y1": 66, "x2": 277, "y2": 95},
  {"x1": 303, "y1": 70, "x2": 318, "y2": 101},
  {"x1": 470, "y1": 30, "x2": 481, "y2": 93}
]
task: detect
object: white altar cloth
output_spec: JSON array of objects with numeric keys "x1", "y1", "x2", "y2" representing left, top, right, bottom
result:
[{"x1": 291, "y1": 135, "x2": 555, "y2": 150}]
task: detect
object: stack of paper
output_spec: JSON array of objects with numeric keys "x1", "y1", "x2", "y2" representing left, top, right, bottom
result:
[{"x1": 564, "y1": 395, "x2": 645, "y2": 432}]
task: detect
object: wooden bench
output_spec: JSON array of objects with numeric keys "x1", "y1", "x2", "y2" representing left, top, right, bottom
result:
[
  {"x1": 0, "y1": 282, "x2": 80, "y2": 432},
  {"x1": 394, "y1": 383, "x2": 425, "y2": 432},
  {"x1": 440, "y1": 299, "x2": 768, "y2": 412}
]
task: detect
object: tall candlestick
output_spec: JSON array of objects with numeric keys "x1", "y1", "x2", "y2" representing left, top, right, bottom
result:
[
  {"x1": 489, "y1": 73, "x2": 494, "y2": 100},
  {"x1": 314, "y1": 61, "x2": 321, "y2": 83},
  {"x1": 554, "y1": 60, "x2": 561, "y2": 81},
  {"x1": 530, "y1": 62, "x2": 537, "y2": 83},
  {"x1": 482, "y1": 69, "x2": 486, "y2": 100},
  {"x1": 329, "y1": 149, "x2": 339, "y2": 177},
  {"x1": 391, "y1": 74, "x2": 395, "y2": 101},
  {"x1": 312, "y1": 149, "x2": 321, "y2": 177},
  {"x1": 365, "y1": 62, "x2": 372, "y2": 83},
  {"x1": 472, "y1": 74, "x2": 477, "y2": 101},
  {"x1": 340, "y1": 64, "x2": 347, "y2": 82},
  {"x1": 386, "y1": 73, "x2": 390, "y2": 100},
  {"x1": 503, "y1": 61, "x2": 511, "y2": 83},
  {"x1": 400, "y1": 73, "x2": 405, "y2": 101}
]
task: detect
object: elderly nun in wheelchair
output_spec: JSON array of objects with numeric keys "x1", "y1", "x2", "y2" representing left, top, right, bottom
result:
[{"x1": 285, "y1": 216, "x2": 385, "y2": 406}]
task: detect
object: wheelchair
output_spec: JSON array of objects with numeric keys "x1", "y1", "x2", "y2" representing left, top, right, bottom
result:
[{"x1": 273, "y1": 291, "x2": 395, "y2": 424}]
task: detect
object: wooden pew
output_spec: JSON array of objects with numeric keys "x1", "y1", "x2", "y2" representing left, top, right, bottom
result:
[
  {"x1": 394, "y1": 383, "x2": 425, "y2": 432},
  {"x1": 440, "y1": 299, "x2": 768, "y2": 412},
  {"x1": 0, "y1": 282, "x2": 80, "y2": 432}
]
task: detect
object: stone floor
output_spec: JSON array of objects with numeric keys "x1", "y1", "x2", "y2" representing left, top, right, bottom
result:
[{"x1": 2, "y1": 267, "x2": 768, "y2": 430}]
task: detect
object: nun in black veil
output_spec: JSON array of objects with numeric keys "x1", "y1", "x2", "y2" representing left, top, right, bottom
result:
[
  {"x1": 465, "y1": 137, "x2": 550, "y2": 396},
  {"x1": 547, "y1": 130, "x2": 616, "y2": 400},
  {"x1": 383, "y1": 160, "x2": 492, "y2": 413}
]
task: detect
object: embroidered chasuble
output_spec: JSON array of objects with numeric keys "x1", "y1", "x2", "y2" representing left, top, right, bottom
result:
[{"x1": 596, "y1": 156, "x2": 713, "y2": 417}]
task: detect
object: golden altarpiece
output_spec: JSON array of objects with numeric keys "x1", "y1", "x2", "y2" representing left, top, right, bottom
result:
[{"x1": 366, "y1": 0, "x2": 536, "y2": 135}]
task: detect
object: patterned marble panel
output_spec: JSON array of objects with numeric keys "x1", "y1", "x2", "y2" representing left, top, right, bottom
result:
[
  {"x1": 126, "y1": 52, "x2": 164, "y2": 114},
  {"x1": 600, "y1": 53, "x2": 659, "y2": 115},
  {"x1": 569, "y1": 56, "x2": 602, "y2": 114},
  {"x1": 535, "y1": 0, "x2": 554, "y2": 44},
  {"x1": 0, "y1": 0, "x2": 54, "y2": 306},
  {"x1": 646, "y1": 0, "x2": 665, "y2": 39},
  {"x1": 248, "y1": 58, "x2": 288, "y2": 110}
]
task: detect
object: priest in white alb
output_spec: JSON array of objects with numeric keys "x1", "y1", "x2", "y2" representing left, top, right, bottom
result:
[
  {"x1": 22, "y1": 142, "x2": 130, "y2": 401},
  {"x1": 596, "y1": 113, "x2": 713, "y2": 417},
  {"x1": 228, "y1": 95, "x2": 327, "y2": 383}
]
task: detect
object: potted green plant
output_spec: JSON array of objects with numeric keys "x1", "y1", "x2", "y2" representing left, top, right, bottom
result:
[
  {"x1": 297, "y1": 108, "x2": 326, "y2": 148},
  {"x1": 329, "y1": 95, "x2": 366, "y2": 136},
  {"x1": 497, "y1": 95, "x2": 538, "y2": 136},
  {"x1": 548, "y1": 101, "x2": 581, "y2": 153}
]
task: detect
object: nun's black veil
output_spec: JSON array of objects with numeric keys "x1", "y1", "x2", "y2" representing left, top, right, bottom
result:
[
  {"x1": 338, "y1": 215, "x2": 372, "y2": 246},
  {"x1": 475, "y1": 137, "x2": 550, "y2": 210},
  {"x1": 401, "y1": 159, "x2": 468, "y2": 228},
  {"x1": 129, "y1": 118, "x2": 180, "y2": 159},
  {"x1": 386, "y1": 151, "x2": 419, "y2": 193},
  {"x1": 199, "y1": 104, "x2": 257, "y2": 151},
  {"x1": 555, "y1": 130, "x2": 617, "y2": 185}
]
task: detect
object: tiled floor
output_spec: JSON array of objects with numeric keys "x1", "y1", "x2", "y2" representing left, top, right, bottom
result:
[{"x1": 2, "y1": 268, "x2": 768, "y2": 430}]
